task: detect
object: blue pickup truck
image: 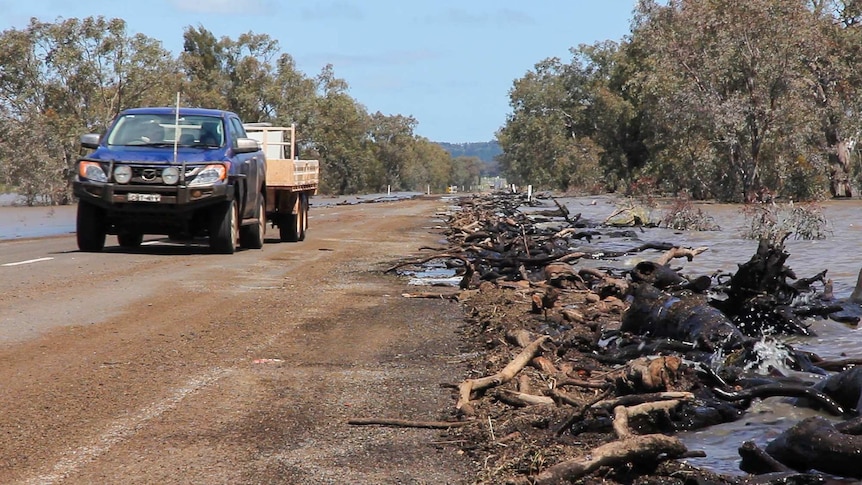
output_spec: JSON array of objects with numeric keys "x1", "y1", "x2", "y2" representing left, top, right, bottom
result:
[{"x1": 72, "y1": 107, "x2": 267, "y2": 254}]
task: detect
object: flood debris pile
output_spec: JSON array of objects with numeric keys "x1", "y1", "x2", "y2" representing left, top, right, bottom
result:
[{"x1": 372, "y1": 192, "x2": 862, "y2": 484}]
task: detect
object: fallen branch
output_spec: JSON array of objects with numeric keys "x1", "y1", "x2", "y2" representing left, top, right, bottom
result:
[
  {"x1": 495, "y1": 389, "x2": 555, "y2": 407},
  {"x1": 613, "y1": 401, "x2": 681, "y2": 439},
  {"x1": 456, "y1": 335, "x2": 550, "y2": 416},
  {"x1": 517, "y1": 434, "x2": 688, "y2": 485},
  {"x1": 401, "y1": 292, "x2": 461, "y2": 300},
  {"x1": 593, "y1": 391, "x2": 694, "y2": 410},
  {"x1": 656, "y1": 246, "x2": 709, "y2": 265}
]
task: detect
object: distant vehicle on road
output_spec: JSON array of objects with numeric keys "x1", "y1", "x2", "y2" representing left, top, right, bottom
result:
[{"x1": 72, "y1": 107, "x2": 318, "y2": 253}]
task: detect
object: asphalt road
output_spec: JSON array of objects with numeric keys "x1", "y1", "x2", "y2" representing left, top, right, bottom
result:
[{"x1": 0, "y1": 197, "x2": 472, "y2": 484}]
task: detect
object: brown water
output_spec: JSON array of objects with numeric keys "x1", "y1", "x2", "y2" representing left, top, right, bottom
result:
[
  {"x1": 0, "y1": 204, "x2": 76, "y2": 240},
  {"x1": 556, "y1": 195, "x2": 862, "y2": 476}
]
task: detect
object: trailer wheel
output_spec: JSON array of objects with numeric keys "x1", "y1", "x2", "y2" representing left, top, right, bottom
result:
[
  {"x1": 210, "y1": 200, "x2": 238, "y2": 254},
  {"x1": 298, "y1": 193, "x2": 308, "y2": 241},
  {"x1": 279, "y1": 212, "x2": 300, "y2": 242},
  {"x1": 117, "y1": 232, "x2": 144, "y2": 248},
  {"x1": 239, "y1": 195, "x2": 265, "y2": 249},
  {"x1": 76, "y1": 201, "x2": 106, "y2": 252}
]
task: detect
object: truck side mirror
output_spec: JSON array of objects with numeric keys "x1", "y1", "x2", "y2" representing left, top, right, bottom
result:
[
  {"x1": 235, "y1": 137, "x2": 261, "y2": 154},
  {"x1": 80, "y1": 134, "x2": 100, "y2": 149}
]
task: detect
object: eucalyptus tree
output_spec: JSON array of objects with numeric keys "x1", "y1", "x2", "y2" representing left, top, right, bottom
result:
[
  {"x1": 0, "y1": 16, "x2": 178, "y2": 204},
  {"x1": 402, "y1": 138, "x2": 453, "y2": 193},
  {"x1": 306, "y1": 64, "x2": 374, "y2": 195},
  {"x1": 800, "y1": 0, "x2": 862, "y2": 196},
  {"x1": 180, "y1": 26, "x2": 280, "y2": 122},
  {"x1": 367, "y1": 112, "x2": 419, "y2": 191},
  {"x1": 498, "y1": 57, "x2": 602, "y2": 191},
  {"x1": 631, "y1": 0, "x2": 827, "y2": 202},
  {"x1": 270, "y1": 53, "x2": 318, "y2": 135},
  {"x1": 451, "y1": 156, "x2": 484, "y2": 190}
]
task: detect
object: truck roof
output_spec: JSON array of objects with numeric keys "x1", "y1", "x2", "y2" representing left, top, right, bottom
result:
[{"x1": 119, "y1": 107, "x2": 238, "y2": 118}]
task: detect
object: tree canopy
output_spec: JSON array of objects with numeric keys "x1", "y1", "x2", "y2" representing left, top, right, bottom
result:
[
  {"x1": 498, "y1": 0, "x2": 862, "y2": 202},
  {"x1": 0, "y1": 18, "x2": 464, "y2": 204}
]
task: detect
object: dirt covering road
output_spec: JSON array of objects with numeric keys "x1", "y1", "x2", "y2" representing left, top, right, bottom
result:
[{"x1": 0, "y1": 197, "x2": 474, "y2": 484}]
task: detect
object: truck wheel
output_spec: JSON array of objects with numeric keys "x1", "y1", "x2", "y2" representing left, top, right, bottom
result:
[
  {"x1": 210, "y1": 200, "x2": 238, "y2": 254},
  {"x1": 117, "y1": 232, "x2": 144, "y2": 248},
  {"x1": 76, "y1": 201, "x2": 106, "y2": 252},
  {"x1": 239, "y1": 195, "x2": 265, "y2": 249}
]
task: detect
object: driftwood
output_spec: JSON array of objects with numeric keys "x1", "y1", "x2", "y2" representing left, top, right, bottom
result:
[
  {"x1": 765, "y1": 416, "x2": 862, "y2": 478},
  {"x1": 517, "y1": 434, "x2": 688, "y2": 485},
  {"x1": 400, "y1": 291, "x2": 461, "y2": 300},
  {"x1": 528, "y1": 393, "x2": 691, "y2": 484},
  {"x1": 494, "y1": 389, "x2": 555, "y2": 407},
  {"x1": 612, "y1": 401, "x2": 681, "y2": 438},
  {"x1": 622, "y1": 282, "x2": 747, "y2": 351},
  {"x1": 805, "y1": 365, "x2": 862, "y2": 414},
  {"x1": 592, "y1": 391, "x2": 695, "y2": 411},
  {"x1": 714, "y1": 383, "x2": 845, "y2": 416},
  {"x1": 656, "y1": 245, "x2": 709, "y2": 265},
  {"x1": 456, "y1": 335, "x2": 550, "y2": 416},
  {"x1": 390, "y1": 192, "x2": 862, "y2": 484},
  {"x1": 738, "y1": 440, "x2": 793, "y2": 474}
]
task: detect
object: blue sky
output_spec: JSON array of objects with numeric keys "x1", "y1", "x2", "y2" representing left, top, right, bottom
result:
[{"x1": 1, "y1": 0, "x2": 635, "y2": 143}]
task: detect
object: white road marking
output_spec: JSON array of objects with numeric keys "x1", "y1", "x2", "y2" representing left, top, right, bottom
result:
[
  {"x1": 28, "y1": 367, "x2": 232, "y2": 485},
  {"x1": 2, "y1": 257, "x2": 54, "y2": 267}
]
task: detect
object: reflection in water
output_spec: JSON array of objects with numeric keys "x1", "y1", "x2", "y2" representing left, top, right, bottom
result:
[{"x1": 552, "y1": 195, "x2": 862, "y2": 475}]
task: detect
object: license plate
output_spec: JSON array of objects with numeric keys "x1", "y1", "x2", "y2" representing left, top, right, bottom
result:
[{"x1": 127, "y1": 193, "x2": 161, "y2": 202}]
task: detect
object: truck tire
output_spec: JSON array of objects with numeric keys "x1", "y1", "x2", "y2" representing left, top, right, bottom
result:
[
  {"x1": 210, "y1": 200, "x2": 238, "y2": 254},
  {"x1": 76, "y1": 201, "x2": 106, "y2": 252},
  {"x1": 117, "y1": 232, "x2": 144, "y2": 248},
  {"x1": 239, "y1": 195, "x2": 265, "y2": 249}
]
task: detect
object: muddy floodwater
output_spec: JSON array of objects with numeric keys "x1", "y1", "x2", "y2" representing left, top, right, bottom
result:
[{"x1": 554, "y1": 195, "x2": 862, "y2": 476}]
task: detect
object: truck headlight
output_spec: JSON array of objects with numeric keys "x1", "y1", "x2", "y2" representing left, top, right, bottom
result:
[
  {"x1": 162, "y1": 167, "x2": 179, "y2": 185},
  {"x1": 188, "y1": 164, "x2": 228, "y2": 187},
  {"x1": 79, "y1": 161, "x2": 108, "y2": 183},
  {"x1": 114, "y1": 165, "x2": 132, "y2": 184}
]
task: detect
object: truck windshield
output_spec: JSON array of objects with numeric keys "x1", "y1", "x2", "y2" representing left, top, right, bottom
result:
[{"x1": 106, "y1": 114, "x2": 225, "y2": 148}]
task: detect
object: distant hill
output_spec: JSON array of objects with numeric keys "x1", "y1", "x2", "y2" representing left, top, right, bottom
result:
[{"x1": 436, "y1": 140, "x2": 501, "y2": 163}]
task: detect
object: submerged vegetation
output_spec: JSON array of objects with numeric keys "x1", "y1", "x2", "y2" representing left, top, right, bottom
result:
[
  {"x1": 661, "y1": 198, "x2": 721, "y2": 231},
  {"x1": 742, "y1": 202, "x2": 831, "y2": 242}
]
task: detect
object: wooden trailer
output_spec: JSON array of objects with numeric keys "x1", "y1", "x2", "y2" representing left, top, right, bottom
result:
[{"x1": 244, "y1": 124, "x2": 319, "y2": 242}]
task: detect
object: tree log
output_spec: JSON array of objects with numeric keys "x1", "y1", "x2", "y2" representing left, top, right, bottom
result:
[
  {"x1": 765, "y1": 416, "x2": 862, "y2": 478},
  {"x1": 519, "y1": 434, "x2": 688, "y2": 485},
  {"x1": 738, "y1": 440, "x2": 792, "y2": 474}
]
